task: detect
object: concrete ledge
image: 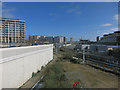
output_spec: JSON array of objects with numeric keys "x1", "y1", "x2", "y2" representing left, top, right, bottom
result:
[
  {"x1": 0, "y1": 44, "x2": 53, "y2": 59},
  {"x1": 0, "y1": 47, "x2": 52, "y2": 64}
]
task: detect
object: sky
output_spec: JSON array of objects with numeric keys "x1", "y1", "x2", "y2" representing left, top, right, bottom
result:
[{"x1": 1, "y1": 2, "x2": 118, "y2": 41}]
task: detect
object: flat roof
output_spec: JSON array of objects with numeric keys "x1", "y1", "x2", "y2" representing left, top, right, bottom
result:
[
  {"x1": 103, "y1": 34, "x2": 108, "y2": 36},
  {"x1": 0, "y1": 18, "x2": 25, "y2": 22},
  {"x1": 114, "y1": 31, "x2": 120, "y2": 33},
  {"x1": 109, "y1": 33, "x2": 113, "y2": 35}
]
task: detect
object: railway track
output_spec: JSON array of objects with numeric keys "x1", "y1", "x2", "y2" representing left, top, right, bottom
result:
[
  {"x1": 86, "y1": 59, "x2": 120, "y2": 74},
  {"x1": 77, "y1": 51, "x2": 120, "y2": 74},
  {"x1": 31, "y1": 74, "x2": 45, "y2": 90}
]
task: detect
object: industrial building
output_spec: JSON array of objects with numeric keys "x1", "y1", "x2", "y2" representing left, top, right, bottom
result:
[
  {"x1": 97, "y1": 31, "x2": 120, "y2": 43},
  {"x1": 0, "y1": 18, "x2": 26, "y2": 46}
]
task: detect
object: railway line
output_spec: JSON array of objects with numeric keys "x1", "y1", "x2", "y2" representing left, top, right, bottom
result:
[{"x1": 77, "y1": 51, "x2": 120, "y2": 74}]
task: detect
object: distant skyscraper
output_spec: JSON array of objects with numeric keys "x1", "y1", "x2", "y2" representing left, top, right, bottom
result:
[
  {"x1": 70, "y1": 37, "x2": 73, "y2": 43},
  {"x1": 0, "y1": 18, "x2": 26, "y2": 45},
  {"x1": 96, "y1": 36, "x2": 100, "y2": 42}
]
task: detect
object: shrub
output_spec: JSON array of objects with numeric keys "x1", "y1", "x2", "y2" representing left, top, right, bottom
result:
[
  {"x1": 37, "y1": 70, "x2": 40, "y2": 73},
  {"x1": 70, "y1": 58, "x2": 83, "y2": 64},
  {"x1": 60, "y1": 48, "x2": 65, "y2": 52},
  {"x1": 32, "y1": 72, "x2": 35, "y2": 77},
  {"x1": 62, "y1": 53, "x2": 73, "y2": 60},
  {"x1": 41, "y1": 66, "x2": 44, "y2": 70},
  {"x1": 43, "y1": 62, "x2": 70, "y2": 88}
]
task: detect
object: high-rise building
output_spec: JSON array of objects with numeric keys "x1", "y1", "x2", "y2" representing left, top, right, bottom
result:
[{"x1": 0, "y1": 18, "x2": 25, "y2": 45}]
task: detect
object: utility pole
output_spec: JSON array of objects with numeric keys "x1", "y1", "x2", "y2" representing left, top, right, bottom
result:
[
  {"x1": 55, "y1": 43, "x2": 58, "y2": 53},
  {"x1": 82, "y1": 48, "x2": 85, "y2": 64}
]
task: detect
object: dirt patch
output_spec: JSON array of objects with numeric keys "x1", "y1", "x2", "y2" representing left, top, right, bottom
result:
[{"x1": 61, "y1": 61, "x2": 118, "y2": 88}]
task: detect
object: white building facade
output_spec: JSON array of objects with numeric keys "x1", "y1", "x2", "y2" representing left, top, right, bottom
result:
[{"x1": 0, "y1": 18, "x2": 25, "y2": 45}]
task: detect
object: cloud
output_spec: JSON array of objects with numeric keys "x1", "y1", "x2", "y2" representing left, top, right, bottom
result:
[
  {"x1": 49, "y1": 13, "x2": 56, "y2": 16},
  {"x1": 67, "y1": 9, "x2": 74, "y2": 13},
  {"x1": 76, "y1": 11, "x2": 80, "y2": 15},
  {"x1": 97, "y1": 27, "x2": 118, "y2": 36},
  {"x1": 114, "y1": 14, "x2": 118, "y2": 21},
  {"x1": 110, "y1": 28, "x2": 118, "y2": 31},
  {"x1": 67, "y1": 6, "x2": 81, "y2": 15},
  {"x1": 101, "y1": 24, "x2": 112, "y2": 27},
  {"x1": 102, "y1": 32, "x2": 109, "y2": 35},
  {"x1": 113, "y1": 14, "x2": 120, "y2": 24},
  {"x1": 1, "y1": 3, "x2": 16, "y2": 18}
]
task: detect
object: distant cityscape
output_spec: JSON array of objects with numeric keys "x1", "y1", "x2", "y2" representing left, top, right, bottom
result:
[
  {"x1": 0, "y1": 2, "x2": 119, "y2": 89},
  {"x1": 0, "y1": 18, "x2": 74, "y2": 47},
  {"x1": 0, "y1": 18, "x2": 120, "y2": 46}
]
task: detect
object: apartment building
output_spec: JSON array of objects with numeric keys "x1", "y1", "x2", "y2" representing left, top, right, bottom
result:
[
  {"x1": 30, "y1": 35, "x2": 40, "y2": 40},
  {"x1": 54, "y1": 36, "x2": 66, "y2": 43},
  {"x1": 29, "y1": 35, "x2": 67, "y2": 44},
  {"x1": 0, "y1": 18, "x2": 25, "y2": 45}
]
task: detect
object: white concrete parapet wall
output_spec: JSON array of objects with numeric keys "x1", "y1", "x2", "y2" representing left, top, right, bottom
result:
[{"x1": 0, "y1": 44, "x2": 53, "y2": 89}]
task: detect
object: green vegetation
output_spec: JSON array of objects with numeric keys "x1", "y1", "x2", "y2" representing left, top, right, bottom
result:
[
  {"x1": 21, "y1": 47, "x2": 118, "y2": 88},
  {"x1": 59, "y1": 47, "x2": 83, "y2": 64},
  {"x1": 71, "y1": 58, "x2": 83, "y2": 64},
  {"x1": 43, "y1": 61, "x2": 70, "y2": 88},
  {"x1": 1, "y1": 47, "x2": 8, "y2": 48},
  {"x1": 32, "y1": 72, "x2": 35, "y2": 77},
  {"x1": 41, "y1": 66, "x2": 44, "y2": 70},
  {"x1": 108, "y1": 48, "x2": 120, "y2": 59}
]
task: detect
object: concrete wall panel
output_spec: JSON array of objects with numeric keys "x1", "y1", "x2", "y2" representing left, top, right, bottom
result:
[
  {"x1": 0, "y1": 64, "x2": 2, "y2": 89},
  {"x1": 0, "y1": 44, "x2": 53, "y2": 89}
]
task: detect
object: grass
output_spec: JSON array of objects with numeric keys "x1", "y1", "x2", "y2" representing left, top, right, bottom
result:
[
  {"x1": 41, "y1": 48, "x2": 84, "y2": 88},
  {"x1": 59, "y1": 47, "x2": 83, "y2": 64},
  {"x1": 43, "y1": 61, "x2": 71, "y2": 88},
  {"x1": 60, "y1": 61, "x2": 118, "y2": 88}
]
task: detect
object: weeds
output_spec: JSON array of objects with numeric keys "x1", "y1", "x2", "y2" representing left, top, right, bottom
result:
[{"x1": 43, "y1": 61, "x2": 70, "y2": 88}]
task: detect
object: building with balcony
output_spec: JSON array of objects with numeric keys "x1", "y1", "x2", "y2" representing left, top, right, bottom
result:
[{"x1": 0, "y1": 18, "x2": 26, "y2": 45}]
